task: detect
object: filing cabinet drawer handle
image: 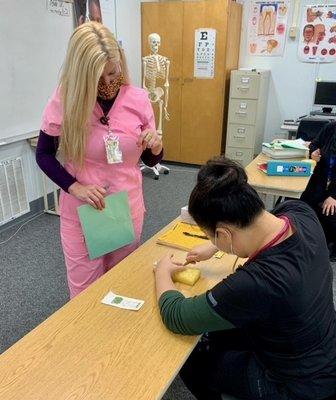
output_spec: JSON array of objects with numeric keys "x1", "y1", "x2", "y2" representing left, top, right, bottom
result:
[
  {"x1": 235, "y1": 111, "x2": 247, "y2": 115},
  {"x1": 238, "y1": 86, "x2": 249, "y2": 92},
  {"x1": 236, "y1": 152, "x2": 243, "y2": 156},
  {"x1": 234, "y1": 135, "x2": 246, "y2": 139},
  {"x1": 237, "y1": 128, "x2": 246, "y2": 133}
]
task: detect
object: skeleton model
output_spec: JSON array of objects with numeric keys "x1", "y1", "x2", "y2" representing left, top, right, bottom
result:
[
  {"x1": 141, "y1": 33, "x2": 170, "y2": 179},
  {"x1": 143, "y1": 33, "x2": 170, "y2": 134}
]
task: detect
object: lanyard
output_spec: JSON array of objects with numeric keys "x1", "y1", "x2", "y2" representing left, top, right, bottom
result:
[
  {"x1": 100, "y1": 113, "x2": 123, "y2": 164},
  {"x1": 247, "y1": 216, "x2": 291, "y2": 263},
  {"x1": 100, "y1": 115, "x2": 113, "y2": 134}
]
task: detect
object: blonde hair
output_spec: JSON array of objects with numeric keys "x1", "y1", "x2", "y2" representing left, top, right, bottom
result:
[{"x1": 59, "y1": 22, "x2": 129, "y2": 167}]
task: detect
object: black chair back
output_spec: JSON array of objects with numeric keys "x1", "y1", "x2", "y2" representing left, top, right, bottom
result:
[{"x1": 296, "y1": 117, "x2": 330, "y2": 141}]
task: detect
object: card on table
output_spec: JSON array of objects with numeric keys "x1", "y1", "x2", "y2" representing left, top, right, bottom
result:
[{"x1": 101, "y1": 291, "x2": 144, "y2": 311}]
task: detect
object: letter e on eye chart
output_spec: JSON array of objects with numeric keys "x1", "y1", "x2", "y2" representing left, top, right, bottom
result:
[{"x1": 194, "y1": 28, "x2": 216, "y2": 79}]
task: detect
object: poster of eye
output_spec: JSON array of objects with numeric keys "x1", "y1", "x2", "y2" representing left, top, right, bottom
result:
[
  {"x1": 247, "y1": 0, "x2": 290, "y2": 56},
  {"x1": 298, "y1": 4, "x2": 336, "y2": 63}
]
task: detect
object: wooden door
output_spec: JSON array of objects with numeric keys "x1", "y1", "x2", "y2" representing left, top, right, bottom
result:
[
  {"x1": 141, "y1": 2, "x2": 183, "y2": 162},
  {"x1": 181, "y1": 0, "x2": 228, "y2": 165},
  {"x1": 141, "y1": 0, "x2": 241, "y2": 165}
]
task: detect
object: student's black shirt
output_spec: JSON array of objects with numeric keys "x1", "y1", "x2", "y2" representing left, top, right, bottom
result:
[
  {"x1": 208, "y1": 200, "x2": 336, "y2": 399},
  {"x1": 301, "y1": 121, "x2": 336, "y2": 205}
]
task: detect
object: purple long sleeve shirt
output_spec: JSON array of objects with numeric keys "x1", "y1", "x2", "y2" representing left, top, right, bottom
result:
[{"x1": 36, "y1": 97, "x2": 163, "y2": 192}]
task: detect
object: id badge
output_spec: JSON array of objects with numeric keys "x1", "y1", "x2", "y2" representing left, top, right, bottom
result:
[{"x1": 104, "y1": 134, "x2": 123, "y2": 164}]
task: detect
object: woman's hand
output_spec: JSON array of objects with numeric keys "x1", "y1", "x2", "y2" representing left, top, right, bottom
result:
[
  {"x1": 68, "y1": 182, "x2": 106, "y2": 210},
  {"x1": 185, "y1": 243, "x2": 218, "y2": 265},
  {"x1": 137, "y1": 129, "x2": 162, "y2": 155},
  {"x1": 322, "y1": 196, "x2": 336, "y2": 216},
  {"x1": 311, "y1": 148, "x2": 321, "y2": 162},
  {"x1": 154, "y1": 254, "x2": 185, "y2": 276}
]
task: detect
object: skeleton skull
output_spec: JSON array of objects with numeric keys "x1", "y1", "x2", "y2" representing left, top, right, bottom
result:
[{"x1": 148, "y1": 33, "x2": 161, "y2": 55}]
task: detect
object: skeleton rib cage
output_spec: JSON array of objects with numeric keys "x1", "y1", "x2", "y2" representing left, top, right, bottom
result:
[{"x1": 143, "y1": 55, "x2": 168, "y2": 93}]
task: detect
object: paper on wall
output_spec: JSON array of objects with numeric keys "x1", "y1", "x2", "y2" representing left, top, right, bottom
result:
[
  {"x1": 194, "y1": 28, "x2": 216, "y2": 79},
  {"x1": 46, "y1": 0, "x2": 71, "y2": 16},
  {"x1": 298, "y1": 4, "x2": 336, "y2": 63},
  {"x1": 247, "y1": 0, "x2": 290, "y2": 56}
]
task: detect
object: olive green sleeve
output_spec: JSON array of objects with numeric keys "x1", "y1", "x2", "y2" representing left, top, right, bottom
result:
[{"x1": 158, "y1": 290, "x2": 235, "y2": 335}]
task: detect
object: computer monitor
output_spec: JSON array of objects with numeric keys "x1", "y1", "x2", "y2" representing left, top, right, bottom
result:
[{"x1": 313, "y1": 81, "x2": 336, "y2": 113}]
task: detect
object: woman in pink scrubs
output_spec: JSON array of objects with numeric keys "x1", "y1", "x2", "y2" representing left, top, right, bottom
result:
[{"x1": 36, "y1": 22, "x2": 163, "y2": 298}]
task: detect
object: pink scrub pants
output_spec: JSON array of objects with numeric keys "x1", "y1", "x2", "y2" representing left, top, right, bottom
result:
[{"x1": 60, "y1": 212, "x2": 144, "y2": 298}]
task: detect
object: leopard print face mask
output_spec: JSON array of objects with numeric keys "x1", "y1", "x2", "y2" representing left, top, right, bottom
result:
[{"x1": 97, "y1": 74, "x2": 124, "y2": 100}]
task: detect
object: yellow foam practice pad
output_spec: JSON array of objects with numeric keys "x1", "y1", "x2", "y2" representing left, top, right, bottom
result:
[{"x1": 173, "y1": 268, "x2": 201, "y2": 286}]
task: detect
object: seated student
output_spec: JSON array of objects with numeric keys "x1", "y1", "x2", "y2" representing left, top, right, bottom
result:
[
  {"x1": 154, "y1": 157, "x2": 336, "y2": 400},
  {"x1": 301, "y1": 121, "x2": 336, "y2": 261}
]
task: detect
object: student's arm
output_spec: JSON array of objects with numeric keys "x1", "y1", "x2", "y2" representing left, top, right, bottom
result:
[
  {"x1": 154, "y1": 254, "x2": 234, "y2": 335},
  {"x1": 309, "y1": 122, "x2": 334, "y2": 157},
  {"x1": 159, "y1": 290, "x2": 234, "y2": 335},
  {"x1": 309, "y1": 130, "x2": 323, "y2": 157},
  {"x1": 36, "y1": 130, "x2": 77, "y2": 192},
  {"x1": 327, "y1": 183, "x2": 336, "y2": 200},
  {"x1": 155, "y1": 256, "x2": 271, "y2": 335}
]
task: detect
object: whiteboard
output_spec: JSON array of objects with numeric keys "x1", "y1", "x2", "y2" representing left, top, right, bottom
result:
[{"x1": 0, "y1": 0, "x2": 74, "y2": 141}]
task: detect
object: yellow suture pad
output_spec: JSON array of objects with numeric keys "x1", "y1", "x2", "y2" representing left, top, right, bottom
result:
[{"x1": 173, "y1": 268, "x2": 201, "y2": 286}]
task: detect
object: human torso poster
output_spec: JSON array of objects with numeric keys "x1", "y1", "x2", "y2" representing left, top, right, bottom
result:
[
  {"x1": 248, "y1": 0, "x2": 290, "y2": 56},
  {"x1": 298, "y1": 4, "x2": 336, "y2": 63}
]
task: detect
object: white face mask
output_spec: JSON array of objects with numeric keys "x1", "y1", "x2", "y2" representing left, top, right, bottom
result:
[{"x1": 215, "y1": 228, "x2": 234, "y2": 255}]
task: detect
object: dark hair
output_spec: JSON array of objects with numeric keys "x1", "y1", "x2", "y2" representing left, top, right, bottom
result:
[
  {"x1": 188, "y1": 156, "x2": 265, "y2": 233},
  {"x1": 303, "y1": 24, "x2": 314, "y2": 32}
]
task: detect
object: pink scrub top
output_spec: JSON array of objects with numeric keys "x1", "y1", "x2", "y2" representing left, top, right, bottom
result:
[{"x1": 41, "y1": 85, "x2": 155, "y2": 222}]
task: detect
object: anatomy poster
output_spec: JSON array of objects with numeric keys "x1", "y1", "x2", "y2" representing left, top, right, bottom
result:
[
  {"x1": 247, "y1": 0, "x2": 290, "y2": 56},
  {"x1": 298, "y1": 4, "x2": 336, "y2": 63},
  {"x1": 194, "y1": 29, "x2": 216, "y2": 79}
]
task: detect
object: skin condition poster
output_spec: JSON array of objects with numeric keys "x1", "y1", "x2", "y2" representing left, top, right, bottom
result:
[
  {"x1": 298, "y1": 4, "x2": 336, "y2": 63},
  {"x1": 248, "y1": 0, "x2": 290, "y2": 56}
]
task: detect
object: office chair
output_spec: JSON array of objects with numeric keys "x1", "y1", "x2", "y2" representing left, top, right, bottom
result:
[{"x1": 296, "y1": 117, "x2": 330, "y2": 141}]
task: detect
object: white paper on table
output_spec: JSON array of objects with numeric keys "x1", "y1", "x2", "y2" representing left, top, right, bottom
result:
[{"x1": 101, "y1": 291, "x2": 144, "y2": 311}]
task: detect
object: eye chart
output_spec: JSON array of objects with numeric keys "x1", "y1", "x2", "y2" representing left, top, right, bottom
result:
[{"x1": 194, "y1": 28, "x2": 217, "y2": 79}]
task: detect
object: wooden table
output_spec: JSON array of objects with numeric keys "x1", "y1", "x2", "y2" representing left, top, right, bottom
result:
[
  {"x1": 0, "y1": 219, "x2": 238, "y2": 400},
  {"x1": 246, "y1": 153, "x2": 310, "y2": 200}
]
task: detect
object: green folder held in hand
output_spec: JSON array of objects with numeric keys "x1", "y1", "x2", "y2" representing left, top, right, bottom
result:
[{"x1": 77, "y1": 191, "x2": 135, "y2": 260}]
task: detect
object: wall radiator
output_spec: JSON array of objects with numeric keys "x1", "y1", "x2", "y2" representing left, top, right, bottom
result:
[{"x1": 0, "y1": 157, "x2": 29, "y2": 226}]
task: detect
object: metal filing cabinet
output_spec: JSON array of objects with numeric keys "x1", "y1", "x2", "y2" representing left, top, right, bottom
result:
[{"x1": 225, "y1": 70, "x2": 270, "y2": 166}]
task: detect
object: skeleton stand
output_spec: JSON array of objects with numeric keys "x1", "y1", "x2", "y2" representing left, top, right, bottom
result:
[{"x1": 141, "y1": 34, "x2": 170, "y2": 180}]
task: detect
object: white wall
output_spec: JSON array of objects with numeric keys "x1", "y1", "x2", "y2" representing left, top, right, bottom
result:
[
  {"x1": 239, "y1": 0, "x2": 336, "y2": 142},
  {"x1": 104, "y1": 0, "x2": 156, "y2": 86},
  {"x1": 0, "y1": 0, "x2": 155, "y2": 205},
  {"x1": 115, "y1": 0, "x2": 143, "y2": 86}
]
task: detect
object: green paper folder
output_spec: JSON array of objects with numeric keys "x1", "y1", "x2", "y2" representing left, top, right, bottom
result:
[{"x1": 77, "y1": 191, "x2": 135, "y2": 260}]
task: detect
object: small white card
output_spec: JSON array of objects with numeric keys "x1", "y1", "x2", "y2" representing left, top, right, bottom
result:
[{"x1": 101, "y1": 291, "x2": 144, "y2": 311}]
